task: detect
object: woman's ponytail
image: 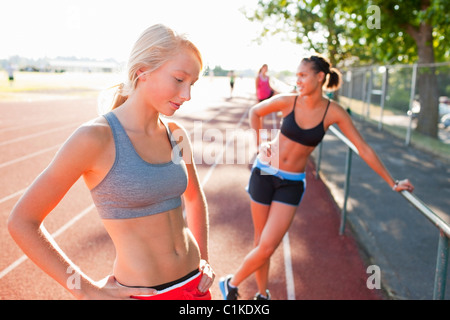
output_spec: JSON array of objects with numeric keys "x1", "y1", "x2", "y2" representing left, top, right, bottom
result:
[
  {"x1": 111, "y1": 83, "x2": 128, "y2": 110},
  {"x1": 97, "y1": 82, "x2": 129, "y2": 115},
  {"x1": 325, "y1": 67, "x2": 342, "y2": 91}
]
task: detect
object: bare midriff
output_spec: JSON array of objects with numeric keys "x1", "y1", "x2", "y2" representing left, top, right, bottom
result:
[{"x1": 102, "y1": 206, "x2": 200, "y2": 287}]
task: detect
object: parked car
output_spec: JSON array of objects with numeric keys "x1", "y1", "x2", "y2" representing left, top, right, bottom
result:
[
  {"x1": 407, "y1": 96, "x2": 450, "y2": 120},
  {"x1": 407, "y1": 100, "x2": 421, "y2": 118},
  {"x1": 439, "y1": 96, "x2": 450, "y2": 117}
]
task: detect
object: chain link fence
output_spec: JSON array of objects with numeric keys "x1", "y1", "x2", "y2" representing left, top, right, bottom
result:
[{"x1": 338, "y1": 62, "x2": 450, "y2": 146}]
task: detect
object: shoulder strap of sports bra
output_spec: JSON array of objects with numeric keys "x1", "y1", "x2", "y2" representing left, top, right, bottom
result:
[
  {"x1": 160, "y1": 118, "x2": 183, "y2": 161},
  {"x1": 159, "y1": 119, "x2": 176, "y2": 148},
  {"x1": 322, "y1": 99, "x2": 331, "y2": 121},
  {"x1": 291, "y1": 95, "x2": 299, "y2": 114}
]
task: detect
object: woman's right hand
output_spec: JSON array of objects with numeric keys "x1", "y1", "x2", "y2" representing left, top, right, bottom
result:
[
  {"x1": 259, "y1": 142, "x2": 272, "y2": 157},
  {"x1": 258, "y1": 141, "x2": 280, "y2": 167},
  {"x1": 392, "y1": 179, "x2": 414, "y2": 193},
  {"x1": 80, "y1": 275, "x2": 157, "y2": 300}
]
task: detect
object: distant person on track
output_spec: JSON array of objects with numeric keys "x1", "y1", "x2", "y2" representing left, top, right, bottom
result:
[
  {"x1": 228, "y1": 70, "x2": 235, "y2": 98},
  {"x1": 220, "y1": 54, "x2": 414, "y2": 300},
  {"x1": 256, "y1": 64, "x2": 276, "y2": 102},
  {"x1": 7, "y1": 64, "x2": 14, "y2": 86},
  {"x1": 8, "y1": 24, "x2": 214, "y2": 300}
]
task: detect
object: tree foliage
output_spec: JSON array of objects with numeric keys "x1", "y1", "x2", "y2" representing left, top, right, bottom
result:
[
  {"x1": 247, "y1": 0, "x2": 449, "y2": 137},
  {"x1": 248, "y1": 0, "x2": 448, "y2": 65}
]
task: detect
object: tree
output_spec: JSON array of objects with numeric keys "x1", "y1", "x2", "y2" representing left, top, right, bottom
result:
[
  {"x1": 348, "y1": 0, "x2": 449, "y2": 137},
  {"x1": 247, "y1": 0, "x2": 349, "y2": 66},
  {"x1": 247, "y1": 0, "x2": 449, "y2": 138}
]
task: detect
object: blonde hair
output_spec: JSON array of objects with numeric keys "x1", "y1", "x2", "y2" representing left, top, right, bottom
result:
[{"x1": 110, "y1": 24, "x2": 202, "y2": 110}]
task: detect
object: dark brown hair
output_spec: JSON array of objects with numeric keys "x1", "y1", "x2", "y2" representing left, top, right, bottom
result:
[{"x1": 302, "y1": 55, "x2": 341, "y2": 91}]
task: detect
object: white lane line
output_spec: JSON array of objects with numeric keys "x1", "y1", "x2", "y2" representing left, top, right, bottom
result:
[
  {"x1": 283, "y1": 233, "x2": 296, "y2": 300},
  {"x1": 0, "y1": 123, "x2": 76, "y2": 147},
  {"x1": 0, "y1": 188, "x2": 27, "y2": 205},
  {"x1": 0, "y1": 255, "x2": 28, "y2": 280},
  {"x1": 0, "y1": 116, "x2": 82, "y2": 134},
  {"x1": 201, "y1": 108, "x2": 249, "y2": 186},
  {"x1": 271, "y1": 112, "x2": 296, "y2": 300},
  {"x1": 0, "y1": 144, "x2": 61, "y2": 169},
  {"x1": 0, "y1": 204, "x2": 95, "y2": 280}
]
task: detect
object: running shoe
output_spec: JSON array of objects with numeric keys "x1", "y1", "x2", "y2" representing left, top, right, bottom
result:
[
  {"x1": 219, "y1": 275, "x2": 239, "y2": 300},
  {"x1": 253, "y1": 290, "x2": 271, "y2": 300}
]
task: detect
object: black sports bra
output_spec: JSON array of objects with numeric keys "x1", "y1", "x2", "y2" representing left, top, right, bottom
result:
[{"x1": 280, "y1": 96, "x2": 330, "y2": 147}]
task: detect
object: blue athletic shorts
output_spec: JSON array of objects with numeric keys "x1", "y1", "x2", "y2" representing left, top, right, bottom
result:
[{"x1": 246, "y1": 158, "x2": 306, "y2": 207}]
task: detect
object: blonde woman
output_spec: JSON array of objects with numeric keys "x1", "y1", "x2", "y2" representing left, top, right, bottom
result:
[
  {"x1": 8, "y1": 24, "x2": 214, "y2": 300},
  {"x1": 220, "y1": 55, "x2": 413, "y2": 300}
]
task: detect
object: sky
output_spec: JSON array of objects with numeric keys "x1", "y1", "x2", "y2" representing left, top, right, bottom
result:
[{"x1": 1, "y1": 0, "x2": 309, "y2": 72}]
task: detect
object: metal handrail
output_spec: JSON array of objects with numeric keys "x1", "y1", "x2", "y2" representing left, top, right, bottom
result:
[
  {"x1": 316, "y1": 124, "x2": 449, "y2": 300},
  {"x1": 400, "y1": 191, "x2": 450, "y2": 238}
]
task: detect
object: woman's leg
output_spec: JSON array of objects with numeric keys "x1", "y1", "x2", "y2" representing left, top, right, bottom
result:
[
  {"x1": 230, "y1": 201, "x2": 297, "y2": 288},
  {"x1": 251, "y1": 200, "x2": 271, "y2": 295}
]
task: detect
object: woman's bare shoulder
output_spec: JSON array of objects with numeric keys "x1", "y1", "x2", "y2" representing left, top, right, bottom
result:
[
  {"x1": 67, "y1": 115, "x2": 113, "y2": 151},
  {"x1": 327, "y1": 99, "x2": 351, "y2": 118},
  {"x1": 273, "y1": 92, "x2": 298, "y2": 103},
  {"x1": 272, "y1": 93, "x2": 299, "y2": 115},
  {"x1": 324, "y1": 99, "x2": 356, "y2": 129}
]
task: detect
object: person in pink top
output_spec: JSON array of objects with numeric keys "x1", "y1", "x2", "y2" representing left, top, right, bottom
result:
[{"x1": 256, "y1": 64, "x2": 276, "y2": 102}]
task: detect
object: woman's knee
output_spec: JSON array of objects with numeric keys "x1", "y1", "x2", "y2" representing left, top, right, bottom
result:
[
  {"x1": 256, "y1": 242, "x2": 277, "y2": 260},
  {"x1": 253, "y1": 232, "x2": 262, "y2": 247}
]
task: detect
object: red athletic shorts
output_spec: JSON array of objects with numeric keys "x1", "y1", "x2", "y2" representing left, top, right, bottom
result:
[{"x1": 129, "y1": 271, "x2": 211, "y2": 300}]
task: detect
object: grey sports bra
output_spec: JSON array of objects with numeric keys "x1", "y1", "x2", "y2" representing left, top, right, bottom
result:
[{"x1": 90, "y1": 112, "x2": 188, "y2": 219}]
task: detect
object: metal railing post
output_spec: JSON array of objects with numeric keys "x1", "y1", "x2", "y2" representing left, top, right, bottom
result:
[
  {"x1": 433, "y1": 231, "x2": 449, "y2": 300},
  {"x1": 339, "y1": 147, "x2": 353, "y2": 235},
  {"x1": 406, "y1": 64, "x2": 417, "y2": 146},
  {"x1": 378, "y1": 66, "x2": 388, "y2": 131},
  {"x1": 315, "y1": 142, "x2": 323, "y2": 179}
]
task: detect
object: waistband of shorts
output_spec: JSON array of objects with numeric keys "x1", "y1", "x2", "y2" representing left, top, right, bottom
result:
[
  {"x1": 116, "y1": 269, "x2": 200, "y2": 294},
  {"x1": 253, "y1": 157, "x2": 306, "y2": 181}
]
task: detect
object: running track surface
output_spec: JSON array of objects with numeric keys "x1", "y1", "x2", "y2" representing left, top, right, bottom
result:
[{"x1": 0, "y1": 78, "x2": 383, "y2": 300}]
